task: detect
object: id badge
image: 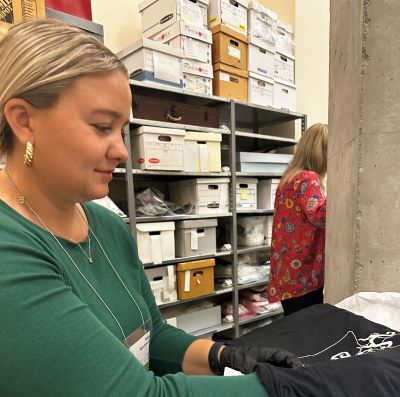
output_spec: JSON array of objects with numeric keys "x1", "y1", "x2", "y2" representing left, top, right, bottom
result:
[{"x1": 125, "y1": 320, "x2": 152, "y2": 370}]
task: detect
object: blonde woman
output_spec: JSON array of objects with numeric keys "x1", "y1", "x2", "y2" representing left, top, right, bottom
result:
[
  {"x1": 267, "y1": 123, "x2": 328, "y2": 316},
  {"x1": 0, "y1": 19, "x2": 301, "y2": 397}
]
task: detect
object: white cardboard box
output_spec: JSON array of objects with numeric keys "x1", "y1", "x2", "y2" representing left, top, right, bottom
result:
[
  {"x1": 276, "y1": 19, "x2": 295, "y2": 56},
  {"x1": 166, "y1": 305, "x2": 222, "y2": 334},
  {"x1": 169, "y1": 178, "x2": 230, "y2": 214},
  {"x1": 264, "y1": 215, "x2": 273, "y2": 245},
  {"x1": 257, "y1": 179, "x2": 280, "y2": 210},
  {"x1": 117, "y1": 38, "x2": 184, "y2": 88},
  {"x1": 136, "y1": 222, "x2": 175, "y2": 264},
  {"x1": 140, "y1": 0, "x2": 209, "y2": 38},
  {"x1": 247, "y1": 0, "x2": 277, "y2": 52},
  {"x1": 182, "y1": 58, "x2": 213, "y2": 78},
  {"x1": 183, "y1": 73, "x2": 213, "y2": 95},
  {"x1": 273, "y1": 78, "x2": 296, "y2": 112},
  {"x1": 248, "y1": 72, "x2": 273, "y2": 107},
  {"x1": 248, "y1": 36, "x2": 275, "y2": 79},
  {"x1": 184, "y1": 131, "x2": 222, "y2": 172},
  {"x1": 131, "y1": 126, "x2": 186, "y2": 170},
  {"x1": 145, "y1": 265, "x2": 177, "y2": 304},
  {"x1": 208, "y1": 0, "x2": 248, "y2": 36},
  {"x1": 236, "y1": 177, "x2": 258, "y2": 210},
  {"x1": 274, "y1": 51, "x2": 295, "y2": 84}
]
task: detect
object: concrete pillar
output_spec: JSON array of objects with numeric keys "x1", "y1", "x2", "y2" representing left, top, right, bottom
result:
[{"x1": 325, "y1": 0, "x2": 400, "y2": 303}]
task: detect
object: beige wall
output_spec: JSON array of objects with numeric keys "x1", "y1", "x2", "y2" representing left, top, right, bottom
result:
[
  {"x1": 91, "y1": 0, "x2": 142, "y2": 53},
  {"x1": 259, "y1": 0, "x2": 294, "y2": 26},
  {"x1": 295, "y1": 0, "x2": 329, "y2": 128}
]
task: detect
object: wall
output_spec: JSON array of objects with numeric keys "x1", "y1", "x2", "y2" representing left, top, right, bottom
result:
[{"x1": 260, "y1": 0, "x2": 294, "y2": 26}]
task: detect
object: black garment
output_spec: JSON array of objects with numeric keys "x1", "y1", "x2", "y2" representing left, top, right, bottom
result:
[
  {"x1": 233, "y1": 304, "x2": 400, "y2": 396},
  {"x1": 281, "y1": 287, "x2": 323, "y2": 316}
]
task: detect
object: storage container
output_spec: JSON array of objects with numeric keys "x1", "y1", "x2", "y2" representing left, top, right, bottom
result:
[
  {"x1": 257, "y1": 179, "x2": 281, "y2": 210},
  {"x1": 175, "y1": 218, "x2": 218, "y2": 257},
  {"x1": 184, "y1": 132, "x2": 222, "y2": 172},
  {"x1": 211, "y1": 24, "x2": 248, "y2": 70},
  {"x1": 131, "y1": 126, "x2": 185, "y2": 171},
  {"x1": 247, "y1": 0, "x2": 277, "y2": 52},
  {"x1": 264, "y1": 215, "x2": 273, "y2": 245},
  {"x1": 236, "y1": 177, "x2": 258, "y2": 210},
  {"x1": 117, "y1": 38, "x2": 184, "y2": 88},
  {"x1": 176, "y1": 258, "x2": 215, "y2": 299},
  {"x1": 213, "y1": 63, "x2": 248, "y2": 102},
  {"x1": 145, "y1": 265, "x2": 177, "y2": 304},
  {"x1": 152, "y1": 21, "x2": 212, "y2": 64},
  {"x1": 208, "y1": 0, "x2": 248, "y2": 36},
  {"x1": 169, "y1": 178, "x2": 230, "y2": 215},
  {"x1": 140, "y1": 0, "x2": 209, "y2": 37},
  {"x1": 183, "y1": 73, "x2": 213, "y2": 96},
  {"x1": 166, "y1": 305, "x2": 221, "y2": 334},
  {"x1": 248, "y1": 72, "x2": 273, "y2": 107},
  {"x1": 276, "y1": 19, "x2": 295, "y2": 57},
  {"x1": 136, "y1": 222, "x2": 175, "y2": 264},
  {"x1": 274, "y1": 51, "x2": 295, "y2": 84},
  {"x1": 237, "y1": 152, "x2": 293, "y2": 173},
  {"x1": 273, "y1": 78, "x2": 296, "y2": 112},
  {"x1": 247, "y1": 36, "x2": 275, "y2": 79}
]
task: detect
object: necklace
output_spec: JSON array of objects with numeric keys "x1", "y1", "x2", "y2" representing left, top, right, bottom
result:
[{"x1": 4, "y1": 167, "x2": 93, "y2": 263}]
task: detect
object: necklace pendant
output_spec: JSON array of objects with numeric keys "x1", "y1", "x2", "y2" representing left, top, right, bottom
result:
[{"x1": 89, "y1": 257, "x2": 93, "y2": 264}]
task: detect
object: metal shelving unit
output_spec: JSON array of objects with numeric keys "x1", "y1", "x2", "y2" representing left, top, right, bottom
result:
[{"x1": 113, "y1": 81, "x2": 306, "y2": 339}]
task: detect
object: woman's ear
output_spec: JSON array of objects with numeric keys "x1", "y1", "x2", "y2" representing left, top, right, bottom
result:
[{"x1": 3, "y1": 98, "x2": 35, "y2": 145}]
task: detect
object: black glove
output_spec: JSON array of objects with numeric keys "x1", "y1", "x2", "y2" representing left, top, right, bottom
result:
[{"x1": 219, "y1": 345, "x2": 303, "y2": 374}]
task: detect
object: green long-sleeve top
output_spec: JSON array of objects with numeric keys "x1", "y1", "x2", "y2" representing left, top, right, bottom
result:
[{"x1": 0, "y1": 200, "x2": 267, "y2": 397}]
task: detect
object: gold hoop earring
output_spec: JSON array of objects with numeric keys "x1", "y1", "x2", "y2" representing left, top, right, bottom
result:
[{"x1": 23, "y1": 141, "x2": 34, "y2": 166}]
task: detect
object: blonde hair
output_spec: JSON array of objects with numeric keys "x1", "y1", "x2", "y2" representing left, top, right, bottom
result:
[
  {"x1": 0, "y1": 19, "x2": 128, "y2": 157},
  {"x1": 279, "y1": 123, "x2": 328, "y2": 188}
]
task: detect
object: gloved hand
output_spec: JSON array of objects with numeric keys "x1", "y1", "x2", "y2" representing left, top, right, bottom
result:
[{"x1": 219, "y1": 345, "x2": 303, "y2": 374}]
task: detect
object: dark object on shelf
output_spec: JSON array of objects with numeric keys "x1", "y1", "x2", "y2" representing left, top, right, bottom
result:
[{"x1": 132, "y1": 94, "x2": 220, "y2": 128}]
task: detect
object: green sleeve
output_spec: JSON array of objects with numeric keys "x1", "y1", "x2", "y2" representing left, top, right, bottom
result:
[{"x1": 0, "y1": 222, "x2": 268, "y2": 397}]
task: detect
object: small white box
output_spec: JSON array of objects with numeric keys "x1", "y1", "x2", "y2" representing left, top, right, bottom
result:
[
  {"x1": 175, "y1": 218, "x2": 218, "y2": 257},
  {"x1": 136, "y1": 222, "x2": 175, "y2": 264},
  {"x1": 274, "y1": 51, "x2": 295, "y2": 84},
  {"x1": 145, "y1": 265, "x2": 177, "y2": 304},
  {"x1": 131, "y1": 126, "x2": 186, "y2": 171},
  {"x1": 248, "y1": 1, "x2": 277, "y2": 52},
  {"x1": 248, "y1": 36, "x2": 275, "y2": 79},
  {"x1": 209, "y1": 0, "x2": 248, "y2": 36},
  {"x1": 184, "y1": 132, "x2": 222, "y2": 172},
  {"x1": 183, "y1": 73, "x2": 213, "y2": 95},
  {"x1": 117, "y1": 38, "x2": 184, "y2": 88},
  {"x1": 182, "y1": 58, "x2": 214, "y2": 78},
  {"x1": 169, "y1": 178, "x2": 230, "y2": 214},
  {"x1": 236, "y1": 177, "x2": 258, "y2": 210},
  {"x1": 257, "y1": 179, "x2": 280, "y2": 210},
  {"x1": 273, "y1": 78, "x2": 296, "y2": 112},
  {"x1": 166, "y1": 305, "x2": 222, "y2": 334},
  {"x1": 151, "y1": 21, "x2": 212, "y2": 64},
  {"x1": 140, "y1": 0, "x2": 209, "y2": 37},
  {"x1": 248, "y1": 72, "x2": 273, "y2": 107},
  {"x1": 276, "y1": 19, "x2": 295, "y2": 56}
]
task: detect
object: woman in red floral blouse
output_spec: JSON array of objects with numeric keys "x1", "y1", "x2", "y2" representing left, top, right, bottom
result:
[{"x1": 268, "y1": 123, "x2": 328, "y2": 316}]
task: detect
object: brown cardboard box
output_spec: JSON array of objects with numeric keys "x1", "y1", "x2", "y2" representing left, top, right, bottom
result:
[
  {"x1": 211, "y1": 24, "x2": 248, "y2": 71},
  {"x1": 0, "y1": 0, "x2": 46, "y2": 36},
  {"x1": 176, "y1": 258, "x2": 215, "y2": 300},
  {"x1": 213, "y1": 62, "x2": 248, "y2": 102}
]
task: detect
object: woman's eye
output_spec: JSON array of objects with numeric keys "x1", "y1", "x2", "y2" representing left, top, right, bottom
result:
[{"x1": 93, "y1": 125, "x2": 111, "y2": 133}]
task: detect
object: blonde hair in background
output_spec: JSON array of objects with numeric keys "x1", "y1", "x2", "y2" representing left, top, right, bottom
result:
[
  {"x1": 279, "y1": 123, "x2": 328, "y2": 189},
  {"x1": 0, "y1": 19, "x2": 128, "y2": 158}
]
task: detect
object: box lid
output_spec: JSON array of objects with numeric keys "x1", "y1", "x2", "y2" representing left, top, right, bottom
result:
[
  {"x1": 248, "y1": 72, "x2": 274, "y2": 84},
  {"x1": 248, "y1": 1, "x2": 277, "y2": 20},
  {"x1": 236, "y1": 177, "x2": 258, "y2": 185},
  {"x1": 169, "y1": 177, "x2": 230, "y2": 186},
  {"x1": 117, "y1": 37, "x2": 184, "y2": 60},
  {"x1": 211, "y1": 23, "x2": 247, "y2": 42},
  {"x1": 176, "y1": 218, "x2": 218, "y2": 229},
  {"x1": 176, "y1": 258, "x2": 215, "y2": 271},
  {"x1": 231, "y1": 0, "x2": 249, "y2": 8},
  {"x1": 258, "y1": 178, "x2": 281, "y2": 185},
  {"x1": 213, "y1": 62, "x2": 248, "y2": 78},
  {"x1": 184, "y1": 132, "x2": 222, "y2": 142},
  {"x1": 132, "y1": 125, "x2": 186, "y2": 136},
  {"x1": 276, "y1": 50, "x2": 295, "y2": 61},
  {"x1": 136, "y1": 221, "x2": 175, "y2": 232},
  {"x1": 237, "y1": 152, "x2": 293, "y2": 163},
  {"x1": 139, "y1": 0, "x2": 158, "y2": 12},
  {"x1": 274, "y1": 77, "x2": 296, "y2": 89},
  {"x1": 247, "y1": 35, "x2": 276, "y2": 53}
]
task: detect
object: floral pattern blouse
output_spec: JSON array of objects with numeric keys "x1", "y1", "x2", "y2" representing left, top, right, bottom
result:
[{"x1": 267, "y1": 170, "x2": 327, "y2": 303}]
